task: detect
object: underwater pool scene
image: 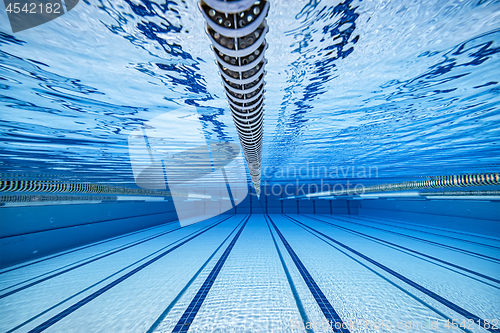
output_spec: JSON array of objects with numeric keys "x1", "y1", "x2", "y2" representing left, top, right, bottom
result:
[{"x1": 0, "y1": 0, "x2": 499, "y2": 332}]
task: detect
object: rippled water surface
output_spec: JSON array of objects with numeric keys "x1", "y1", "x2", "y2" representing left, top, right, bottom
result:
[{"x1": 1, "y1": 0, "x2": 499, "y2": 186}]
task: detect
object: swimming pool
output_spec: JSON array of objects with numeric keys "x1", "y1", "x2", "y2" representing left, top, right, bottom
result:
[{"x1": 0, "y1": 0, "x2": 499, "y2": 332}]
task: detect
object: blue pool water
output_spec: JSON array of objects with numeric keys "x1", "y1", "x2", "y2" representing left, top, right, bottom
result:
[
  {"x1": 0, "y1": 214, "x2": 499, "y2": 332},
  {"x1": 0, "y1": 0, "x2": 499, "y2": 332},
  {"x1": 1, "y1": 0, "x2": 499, "y2": 183}
]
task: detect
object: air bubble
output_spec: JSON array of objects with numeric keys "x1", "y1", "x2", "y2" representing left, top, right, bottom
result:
[
  {"x1": 253, "y1": 7, "x2": 260, "y2": 15},
  {"x1": 224, "y1": 20, "x2": 232, "y2": 28},
  {"x1": 247, "y1": 15, "x2": 253, "y2": 22},
  {"x1": 209, "y1": 9, "x2": 216, "y2": 17}
]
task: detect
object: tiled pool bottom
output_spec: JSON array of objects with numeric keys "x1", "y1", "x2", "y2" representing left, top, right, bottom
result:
[{"x1": 0, "y1": 214, "x2": 498, "y2": 333}]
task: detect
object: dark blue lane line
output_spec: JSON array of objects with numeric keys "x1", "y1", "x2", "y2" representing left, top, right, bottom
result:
[
  {"x1": 304, "y1": 215, "x2": 500, "y2": 285},
  {"x1": 265, "y1": 216, "x2": 314, "y2": 333},
  {"x1": 26, "y1": 216, "x2": 233, "y2": 333},
  {"x1": 267, "y1": 215, "x2": 349, "y2": 333},
  {"x1": 145, "y1": 216, "x2": 248, "y2": 333},
  {"x1": 343, "y1": 215, "x2": 500, "y2": 250},
  {"x1": 0, "y1": 220, "x2": 177, "y2": 275},
  {"x1": 318, "y1": 214, "x2": 500, "y2": 263},
  {"x1": 0, "y1": 224, "x2": 187, "y2": 299},
  {"x1": 6, "y1": 217, "x2": 231, "y2": 333},
  {"x1": 0, "y1": 220, "x2": 178, "y2": 275},
  {"x1": 1, "y1": 223, "x2": 182, "y2": 293},
  {"x1": 286, "y1": 215, "x2": 497, "y2": 333},
  {"x1": 171, "y1": 216, "x2": 249, "y2": 333},
  {"x1": 288, "y1": 216, "x2": 474, "y2": 333},
  {"x1": 348, "y1": 215, "x2": 500, "y2": 243}
]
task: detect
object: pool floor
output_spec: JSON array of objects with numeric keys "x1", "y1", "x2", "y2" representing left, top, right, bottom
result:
[{"x1": 0, "y1": 214, "x2": 498, "y2": 332}]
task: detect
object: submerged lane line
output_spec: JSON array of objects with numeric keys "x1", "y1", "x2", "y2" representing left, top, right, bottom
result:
[
  {"x1": 286, "y1": 215, "x2": 474, "y2": 333},
  {"x1": 0, "y1": 223, "x2": 187, "y2": 299},
  {"x1": 25, "y1": 216, "x2": 232, "y2": 333},
  {"x1": 342, "y1": 215, "x2": 500, "y2": 250},
  {"x1": 0, "y1": 221, "x2": 177, "y2": 275},
  {"x1": 285, "y1": 215, "x2": 497, "y2": 333},
  {"x1": 265, "y1": 215, "x2": 314, "y2": 333},
  {"x1": 318, "y1": 214, "x2": 500, "y2": 263},
  {"x1": 1, "y1": 223, "x2": 182, "y2": 293},
  {"x1": 171, "y1": 216, "x2": 250, "y2": 333},
  {"x1": 145, "y1": 215, "x2": 248, "y2": 333},
  {"x1": 6, "y1": 217, "x2": 230, "y2": 333},
  {"x1": 305, "y1": 215, "x2": 500, "y2": 285},
  {"x1": 347, "y1": 215, "x2": 500, "y2": 243},
  {"x1": 267, "y1": 215, "x2": 350, "y2": 333}
]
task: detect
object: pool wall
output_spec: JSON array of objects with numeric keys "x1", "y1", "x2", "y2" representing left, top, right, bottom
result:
[{"x1": 1, "y1": 193, "x2": 498, "y2": 269}]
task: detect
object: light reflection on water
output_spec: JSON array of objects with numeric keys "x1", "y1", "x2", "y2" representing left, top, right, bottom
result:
[{"x1": 0, "y1": 0, "x2": 499, "y2": 187}]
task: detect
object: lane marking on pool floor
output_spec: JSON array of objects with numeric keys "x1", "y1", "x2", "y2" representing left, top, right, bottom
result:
[
  {"x1": 285, "y1": 214, "x2": 497, "y2": 333},
  {"x1": 341, "y1": 214, "x2": 500, "y2": 242},
  {"x1": 304, "y1": 214, "x2": 500, "y2": 286},
  {"x1": 265, "y1": 215, "x2": 315, "y2": 333},
  {"x1": 0, "y1": 220, "x2": 177, "y2": 275},
  {"x1": 5, "y1": 217, "x2": 233, "y2": 333},
  {"x1": 146, "y1": 215, "x2": 248, "y2": 333},
  {"x1": 267, "y1": 214, "x2": 350, "y2": 333},
  {"x1": 317, "y1": 214, "x2": 500, "y2": 263},
  {"x1": 332, "y1": 214, "x2": 500, "y2": 250},
  {"x1": 171, "y1": 216, "x2": 250, "y2": 333},
  {"x1": 0, "y1": 223, "x2": 188, "y2": 298},
  {"x1": 286, "y1": 215, "x2": 474, "y2": 333},
  {"x1": 24, "y1": 216, "x2": 233, "y2": 333}
]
